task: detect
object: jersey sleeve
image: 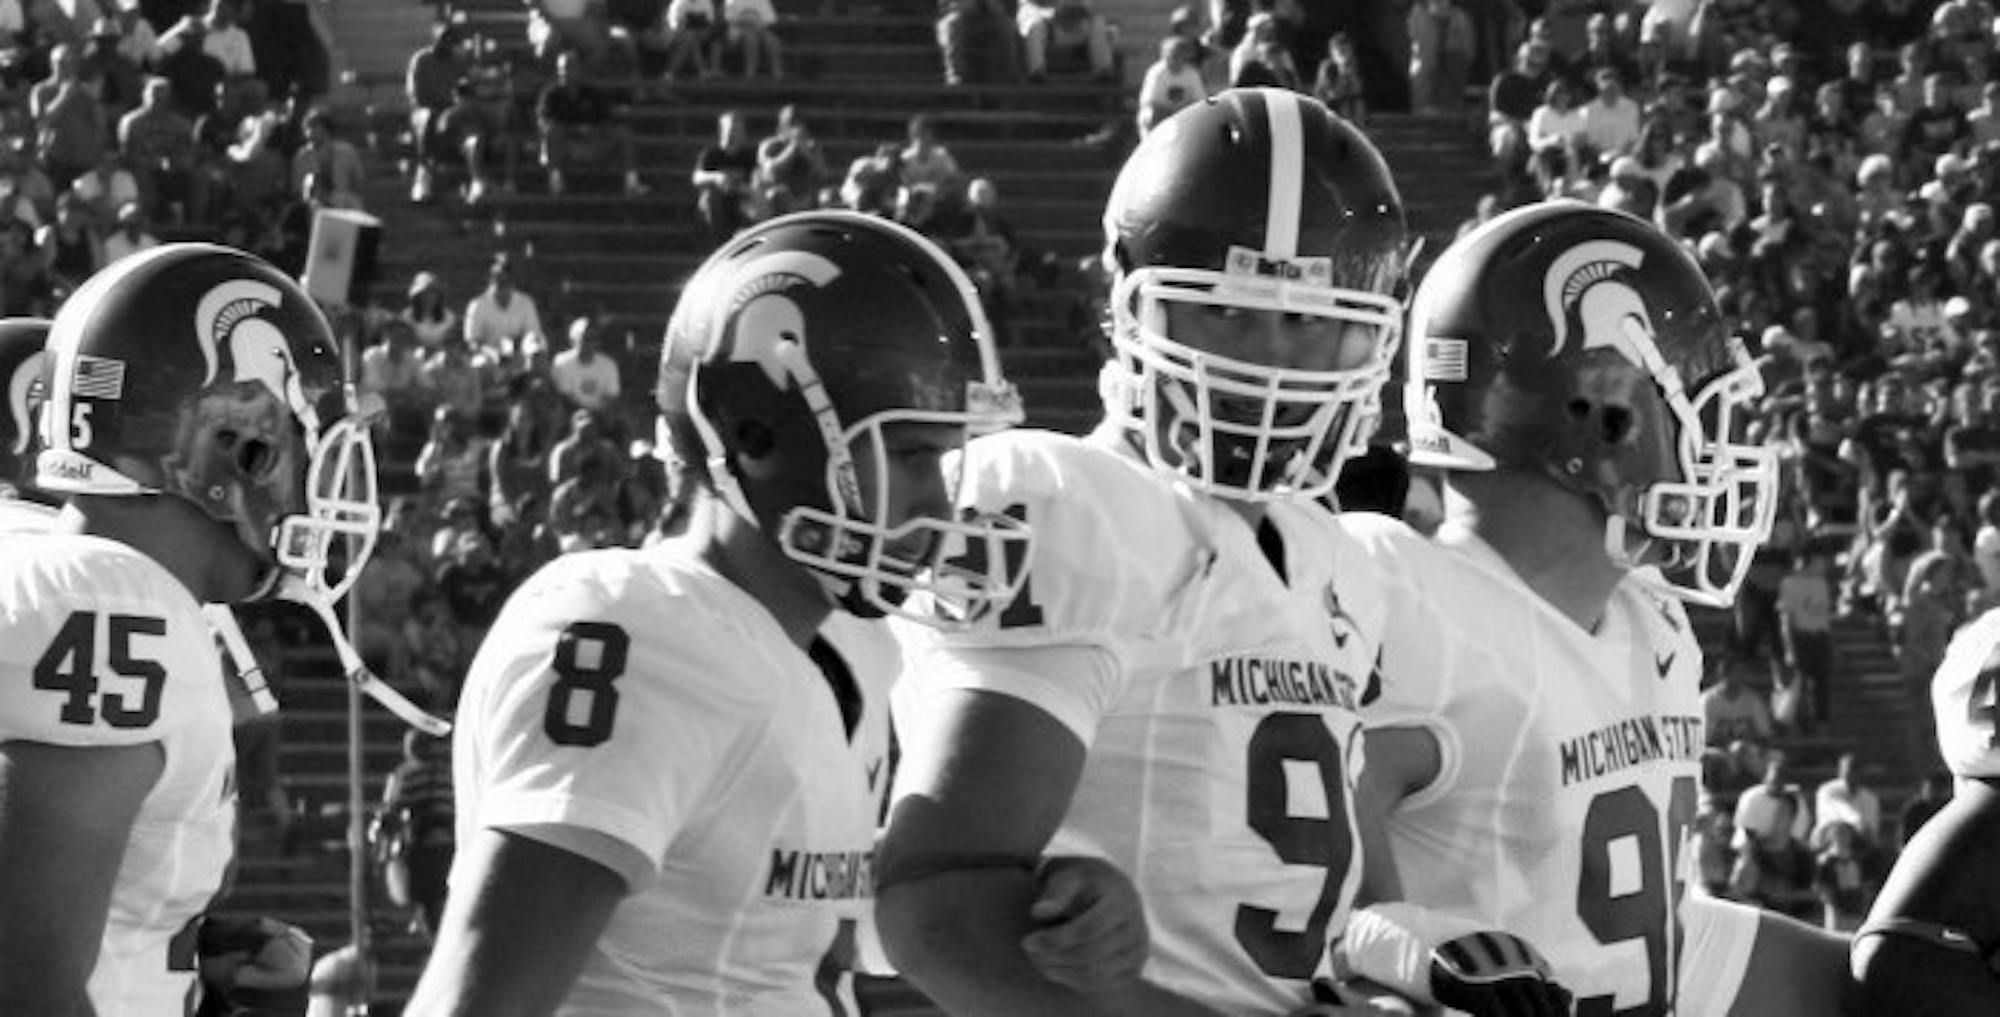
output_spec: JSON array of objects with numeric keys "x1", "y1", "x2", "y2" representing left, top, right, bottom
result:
[
  {"x1": 1342, "y1": 517, "x2": 1469, "y2": 806},
  {"x1": 1931, "y1": 608, "x2": 2000, "y2": 779},
  {"x1": 899, "y1": 431, "x2": 1208, "y2": 742},
  {"x1": 456, "y1": 557, "x2": 755, "y2": 890},
  {"x1": 0, "y1": 538, "x2": 210, "y2": 749}
]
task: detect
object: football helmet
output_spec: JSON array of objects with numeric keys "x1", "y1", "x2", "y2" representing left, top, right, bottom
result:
[
  {"x1": 657, "y1": 209, "x2": 1029, "y2": 623},
  {"x1": 1100, "y1": 87, "x2": 1408, "y2": 501},
  {"x1": 1405, "y1": 201, "x2": 1778, "y2": 606},
  {"x1": 0, "y1": 317, "x2": 49, "y2": 491},
  {"x1": 36, "y1": 243, "x2": 379, "y2": 600}
]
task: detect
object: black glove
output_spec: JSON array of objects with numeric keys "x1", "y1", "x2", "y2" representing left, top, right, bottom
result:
[{"x1": 1428, "y1": 930, "x2": 1573, "y2": 1017}]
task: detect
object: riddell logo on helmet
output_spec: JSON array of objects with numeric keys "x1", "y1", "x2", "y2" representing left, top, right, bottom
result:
[
  {"x1": 39, "y1": 451, "x2": 93, "y2": 483},
  {"x1": 1224, "y1": 247, "x2": 1332, "y2": 286}
]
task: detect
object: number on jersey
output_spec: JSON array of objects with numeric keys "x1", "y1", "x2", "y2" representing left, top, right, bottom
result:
[
  {"x1": 1236, "y1": 712, "x2": 1354, "y2": 979},
  {"x1": 1968, "y1": 665, "x2": 2000, "y2": 750},
  {"x1": 1575, "y1": 776, "x2": 1697, "y2": 1017},
  {"x1": 32, "y1": 610, "x2": 167, "y2": 728},
  {"x1": 543, "y1": 622, "x2": 630, "y2": 747}
]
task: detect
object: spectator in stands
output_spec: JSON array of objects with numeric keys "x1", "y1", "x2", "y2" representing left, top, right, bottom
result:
[
  {"x1": 1689, "y1": 790, "x2": 1737, "y2": 898},
  {"x1": 838, "y1": 142, "x2": 902, "y2": 216},
  {"x1": 1570, "y1": 12, "x2": 1635, "y2": 98},
  {"x1": 691, "y1": 108, "x2": 757, "y2": 242},
  {"x1": 1703, "y1": 657, "x2": 1775, "y2": 749},
  {"x1": 1731, "y1": 752, "x2": 1813, "y2": 909},
  {"x1": 658, "y1": 0, "x2": 717, "y2": 79},
  {"x1": 1662, "y1": 142, "x2": 1748, "y2": 238},
  {"x1": 437, "y1": 527, "x2": 511, "y2": 638},
  {"x1": 1776, "y1": 544, "x2": 1838, "y2": 730},
  {"x1": 429, "y1": 494, "x2": 489, "y2": 571},
  {"x1": 406, "y1": 19, "x2": 472, "y2": 205},
  {"x1": 720, "y1": 0, "x2": 782, "y2": 80},
  {"x1": 1407, "y1": 0, "x2": 1474, "y2": 114},
  {"x1": 464, "y1": 253, "x2": 545, "y2": 363},
  {"x1": 1020, "y1": 0, "x2": 1114, "y2": 83},
  {"x1": 537, "y1": 51, "x2": 646, "y2": 197},
  {"x1": 1526, "y1": 78, "x2": 1586, "y2": 193},
  {"x1": 32, "y1": 45, "x2": 107, "y2": 191},
  {"x1": 754, "y1": 105, "x2": 829, "y2": 216},
  {"x1": 100, "y1": 201, "x2": 156, "y2": 263},
  {"x1": 949, "y1": 176, "x2": 1020, "y2": 344},
  {"x1": 893, "y1": 182, "x2": 944, "y2": 238},
  {"x1": 71, "y1": 144, "x2": 140, "y2": 227},
  {"x1": 1488, "y1": 39, "x2": 1556, "y2": 201},
  {"x1": 401, "y1": 270, "x2": 459, "y2": 352},
  {"x1": 1138, "y1": 35, "x2": 1206, "y2": 136},
  {"x1": 361, "y1": 317, "x2": 429, "y2": 425},
  {"x1": 290, "y1": 109, "x2": 365, "y2": 211},
  {"x1": 402, "y1": 588, "x2": 467, "y2": 712},
  {"x1": 1578, "y1": 65, "x2": 1641, "y2": 162},
  {"x1": 1810, "y1": 820, "x2": 1876, "y2": 932},
  {"x1": 937, "y1": 0, "x2": 1019, "y2": 86},
  {"x1": 82, "y1": 15, "x2": 143, "y2": 114},
  {"x1": 379, "y1": 730, "x2": 456, "y2": 939},
  {"x1": 1975, "y1": 488, "x2": 2000, "y2": 590},
  {"x1": 1311, "y1": 32, "x2": 1367, "y2": 122},
  {"x1": 488, "y1": 400, "x2": 555, "y2": 532},
  {"x1": 183, "y1": 0, "x2": 256, "y2": 81},
  {"x1": 1900, "y1": 771, "x2": 1953, "y2": 843},
  {"x1": 898, "y1": 114, "x2": 963, "y2": 198},
  {"x1": 1228, "y1": 11, "x2": 1301, "y2": 90},
  {"x1": 548, "y1": 407, "x2": 623, "y2": 489},
  {"x1": 119, "y1": 77, "x2": 198, "y2": 225},
  {"x1": 353, "y1": 517, "x2": 426, "y2": 679},
  {"x1": 1902, "y1": 72, "x2": 1967, "y2": 170},
  {"x1": 529, "y1": 0, "x2": 611, "y2": 69},
  {"x1": 418, "y1": 408, "x2": 491, "y2": 518},
  {"x1": 435, "y1": 78, "x2": 516, "y2": 206},
  {"x1": 1814, "y1": 750, "x2": 1886, "y2": 849},
  {"x1": 547, "y1": 458, "x2": 624, "y2": 552},
  {"x1": 37, "y1": 191, "x2": 101, "y2": 292},
  {"x1": 550, "y1": 316, "x2": 622, "y2": 415},
  {"x1": 156, "y1": 15, "x2": 225, "y2": 120},
  {"x1": 420, "y1": 334, "x2": 494, "y2": 426}
]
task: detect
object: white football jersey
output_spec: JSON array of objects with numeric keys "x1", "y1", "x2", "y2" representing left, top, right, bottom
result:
[
  {"x1": 1931, "y1": 606, "x2": 2000, "y2": 780},
  {"x1": 893, "y1": 429, "x2": 1389, "y2": 1016},
  {"x1": 0, "y1": 531, "x2": 235, "y2": 1016},
  {"x1": 453, "y1": 544, "x2": 893, "y2": 1017},
  {"x1": 1356, "y1": 521, "x2": 1716, "y2": 1017},
  {"x1": 0, "y1": 494, "x2": 56, "y2": 531}
]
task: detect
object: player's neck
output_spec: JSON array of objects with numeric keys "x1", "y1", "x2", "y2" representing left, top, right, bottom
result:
[
  {"x1": 1447, "y1": 474, "x2": 1624, "y2": 633},
  {"x1": 53, "y1": 496, "x2": 260, "y2": 603},
  {"x1": 691, "y1": 497, "x2": 833, "y2": 649}
]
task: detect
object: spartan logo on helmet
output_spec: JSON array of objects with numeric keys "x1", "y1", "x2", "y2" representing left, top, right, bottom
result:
[
  {"x1": 1542, "y1": 239, "x2": 1658, "y2": 369},
  {"x1": 5, "y1": 348, "x2": 42, "y2": 457},
  {"x1": 195, "y1": 279, "x2": 320, "y2": 435}
]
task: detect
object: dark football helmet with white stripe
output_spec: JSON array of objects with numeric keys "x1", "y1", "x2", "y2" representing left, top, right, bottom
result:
[
  {"x1": 1099, "y1": 87, "x2": 1408, "y2": 501},
  {"x1": 0, "y1": 317, "x2": 48, "y2": 495}
]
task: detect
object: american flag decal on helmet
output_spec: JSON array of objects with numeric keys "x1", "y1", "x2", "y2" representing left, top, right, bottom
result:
[{"x1": 71, "y1": 354, "x2": 125, "y2": 399}]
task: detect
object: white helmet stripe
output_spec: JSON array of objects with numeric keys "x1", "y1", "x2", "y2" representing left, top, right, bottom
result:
[{"x1": 1262, "y1": 89, "x2": 1305, "y2": 259}]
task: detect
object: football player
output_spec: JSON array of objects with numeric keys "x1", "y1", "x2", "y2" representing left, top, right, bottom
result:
[
  {"x1": 0, "y1": 244, "x2": 378, "y2": 1014},
  {"x1": 0, "y1": 316, "x2": 54, "y2": 529},
  {"x1": 875, "y1": 89, "x2": 1459, "y2": 1016},
  {"x1": 405, "y1": 210, "x2": 1151, "y2": 1017},
  {"x1": 1849, "y1": 607, "x2": 2000, "y2": 1013},
  {"x1": 1342, "y1": 201, "x2": 1849, "y2": 1016}
]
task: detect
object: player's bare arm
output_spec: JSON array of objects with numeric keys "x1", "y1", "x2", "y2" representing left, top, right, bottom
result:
[
  {"x1": 1849, "y1": 778, "x2": 2000, "y2": 1015},
  {"x1": 876, "y1": 687, "x2": 1229, "y2": 1017},
  {"x1": 403, "y1": 829, "x2": 627, "y2": 1017},
  {"x1": 1352, "y1": 725, "x2": 1441, "y2": 906},
  {"x1": 0, "y1": 740, "x2": 162, "y2": 1013}
]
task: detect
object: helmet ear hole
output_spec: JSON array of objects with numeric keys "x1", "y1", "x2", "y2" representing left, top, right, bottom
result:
[{"x1": 735, "y1": 419, "x2": 776, "y2": 459}]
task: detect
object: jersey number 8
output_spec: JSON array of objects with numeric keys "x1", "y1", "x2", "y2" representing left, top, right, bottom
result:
[{"x1": 543, "y1": 622, "x2": 631, "y2": 747}]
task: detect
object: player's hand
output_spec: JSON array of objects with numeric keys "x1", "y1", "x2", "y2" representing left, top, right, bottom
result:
[
  {"x1": 198, "y1": 915, "x2": 314, "y2": 1014},
  {"x1": 1427, "y1": 930, "x2": 1572, "y2": 1017},
  {"x1": 1020, "y1": 854, "x2": 1149, "y2": 991}
]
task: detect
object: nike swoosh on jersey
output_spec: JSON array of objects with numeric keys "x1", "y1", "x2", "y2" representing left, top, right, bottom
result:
[{"x1": 1654, "y1": 652, "x2": 1675, "y2": 679}]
